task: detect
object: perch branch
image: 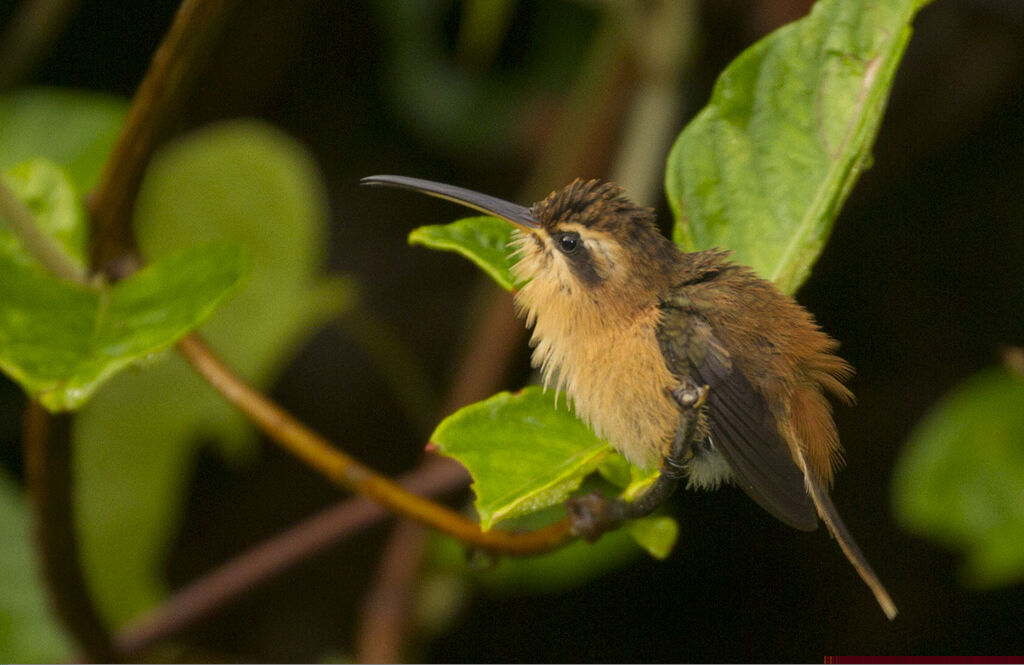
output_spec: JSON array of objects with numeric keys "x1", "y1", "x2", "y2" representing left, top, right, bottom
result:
[{"x1": 177, "y1": 333, "x2": 573, "y2": 555}]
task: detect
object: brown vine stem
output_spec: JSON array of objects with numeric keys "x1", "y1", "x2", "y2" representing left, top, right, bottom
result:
[
  {"x1": 354, "y1": 287, "x2": 524, "y2": 663},
  {"x1": 15, "y1": 0, "x2": 243, "y2": 660},
  {"x1": 177, "y1": 333, "x2": 572, "y2": 555},
  {"x1": 115, "y1": 291, "x2": 522, "y2": 657},
  {"x1": 19, "y1": 2, "x2": 242, "y2": 659},
  {"x1": 87, "y1": 0, "x2": 242, "y2": 275}
]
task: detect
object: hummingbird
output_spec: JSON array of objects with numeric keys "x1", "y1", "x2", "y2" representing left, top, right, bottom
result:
[{"x1": 362, "y1": 174, "x2": 897, "y2": 619}]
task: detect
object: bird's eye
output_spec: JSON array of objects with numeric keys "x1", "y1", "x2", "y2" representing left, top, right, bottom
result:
[{"x1": 556, "y1": 232, "x2": 581, "y2": 255}]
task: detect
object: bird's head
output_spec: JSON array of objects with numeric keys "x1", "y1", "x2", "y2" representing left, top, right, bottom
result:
[{"x1": 361, "y1": 175, "x2": 682, "y2": 311}]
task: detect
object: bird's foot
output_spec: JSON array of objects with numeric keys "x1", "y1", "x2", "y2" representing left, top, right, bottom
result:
[{"x1": 565, "y1": 491, "x2": 627, "y2": 542}]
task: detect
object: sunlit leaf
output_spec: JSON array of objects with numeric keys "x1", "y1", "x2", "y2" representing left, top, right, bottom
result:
[
  {"x1": 431, "y1": 387, "x2": 611, "y2": 528},
  {"x1": 409, "y1": 216, "x2": 518, "y2": 291},
  {"x1": 666, "y1": 0, "x2": 921, "y2": 294},
  {"x1": 0, "y1": 159, "x2": 248, "y2": 411}
]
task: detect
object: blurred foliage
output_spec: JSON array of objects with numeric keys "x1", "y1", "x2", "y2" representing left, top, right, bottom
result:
[
  {"x1": 0, "y1": 470, "x2": 72, "y2": 663},
  {"x1": 893, "y1": 365, "x2": 1024, "y2": 588},
  {"x1": 425, "y1": 502, "x2": 643, "y2": 596},
  {"x1": 371, "y1": 0, "x2": 599, "y2": 158},
  {"x1": 1, "y1": 159, "x2": 87, "y2": 268},
  {"x1": 0, "y1": 88, "x2": 126, "y2": 193},
  {"x1": 75, "y1": 121, "x2": 353, "y2": 625}
]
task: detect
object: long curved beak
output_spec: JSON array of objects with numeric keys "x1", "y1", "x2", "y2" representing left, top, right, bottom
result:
[{"x1": 361, "y1": 175, "x2": 540, "y2": 231}]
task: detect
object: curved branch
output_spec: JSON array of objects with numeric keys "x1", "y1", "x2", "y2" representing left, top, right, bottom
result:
[
  {"x1": 176, "y1": 333, "x2": 573, "y2": 555},
  {"x1": 87, "y1": 0, "x2": 242, "y2": 274}
]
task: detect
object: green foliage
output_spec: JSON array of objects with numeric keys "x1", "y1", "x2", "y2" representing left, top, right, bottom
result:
[
  {"x1": 1, "y1": 159, "x2": 87, "y2": 268},
  {"x1": 0, "y1": 88, "x2": 127, "y2": 192},
  {"x1": 665, "y1": 0, "x2": 917, "y2": 294},
  {"x1": 74, "y1": 120, "x2": 353, "y2": 625},
  {"x1": 893, "y1": 367, "x2": 1024, "y2": 587},
  {"x1": 409, "y1": 216, "x2": 518, "y2": 291},
  {"x1": 412, "y1": 0, "x2": 922, "y2": 565},
  {"x1": 0, "y1": 471, "x2": 73, "y2": 663},
  {"x1": 0, "y1": 160, "x2": 248, "y2": 411},
  {"x1": 431, "y1": 388, "x2": 610, "y2": 529}
]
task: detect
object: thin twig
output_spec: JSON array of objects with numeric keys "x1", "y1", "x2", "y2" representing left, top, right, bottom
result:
[
  {"x1": 355, "y1": 287, "x2": 523, "y2": 662},
  {"x1": 23, "y1": 404, "x2": 119, "y2": 663},
  {"x1": 0, "y1": 177, "x2": 88, "y2": 284},
  {"x1": 113, "y1": 455, "x2": 468, "y2": 656},
  {"x1": 87, "y1": 0, "x2": 242, "y2": 274},
  {"x1": 177, "y1": 333, "x2": 573, "y2": 555},
  {"x1": 354, "y1": 521, "x2": 428, "y2": 664}
]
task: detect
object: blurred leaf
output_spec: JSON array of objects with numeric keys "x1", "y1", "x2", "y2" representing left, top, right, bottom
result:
[
  {"x1": 666, "y1": 0, "x2": 920, "y2": 294},
  {"x1": 0, "y1": 87, "x2": 127, "y2": 192},
  {"x1": 0, "y1": 159, "x2": 87, "y2": 268},
  {"x1": 0, "y1": 159, "x2": 247, "y2": 411},
  {"x1": 373, "y1": 2, "x2": 595, "y2": 159},
  {"x1": 431, "y1": 387, "x2": 612, "y2": 529},
  {"x1": 75, "y1": 120, "x2": 353, "y2": 625},
  {"x1": 0, "y1": 471, "x2": 73, "y2": 662},
  {"x1": 893, "y1": 367, "x2": 1024, "y2": 588},
  {"x1": 457, "y1": 0, "x2": 517, "y2": 65},
  {"x1": 409, "y1": 216, "x2": 518, "y2": 291},
  {"x1": 627, "y1": 515, "x2": 678, "y2": 560}
]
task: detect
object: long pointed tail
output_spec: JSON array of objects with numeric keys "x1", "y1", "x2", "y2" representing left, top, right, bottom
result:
[{"x1": 798, "y1": 451, "x2": 898, "y2": 619}]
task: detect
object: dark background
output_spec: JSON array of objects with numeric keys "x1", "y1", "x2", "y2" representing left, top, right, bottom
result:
[{"x1": 2, "y1": 0, "x2": 1023, "y2": 660}]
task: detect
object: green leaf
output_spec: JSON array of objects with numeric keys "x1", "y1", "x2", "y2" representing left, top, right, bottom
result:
[
  {"x1": 0, "y1": 242, "x2": 247, "y2": 410},
  {"x1": 0, "y1": 159, "x2": 87, "y2": 268},
  {"x1": 627, "y1": 515, "x2": 678, "y2": 560},
  {"x1": 0, "y1": 158, "x2": 248, "y2": 410},
  {"x1": 74, "y1": 119, "x2": 352, "y2": 625},
  {"x1": 0, "y1": 472, "x2": 74, "y2": 662},
  {"x1": 893, "y1": 367, "x2": 1024, "y2": 588},
  {"x1": 0, "y1": 87, "x2": 127, "y2": 193},
  {"x1": 431, "y1": 387, "x2": 612, "y2": 529},
  {"x1": 409, "y1": 216, "x2": 518, "y2": 291},
  {"x1": 665, "y1": 0, "x2": 920, "y2": 293}
]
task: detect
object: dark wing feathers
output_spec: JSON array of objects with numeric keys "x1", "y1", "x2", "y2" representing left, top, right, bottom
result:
[
  {"x1": 658, "y1": 303, "x2": 818, "y2": 531},
  {"x1": 695, "y1": 360, "x2": 818, "y2": 531}
]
